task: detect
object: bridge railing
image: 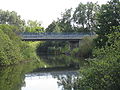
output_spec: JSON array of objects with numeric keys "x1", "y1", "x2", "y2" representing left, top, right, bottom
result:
[{"x1": 20, "y1": 32, "x2": 95, "y2": 40}]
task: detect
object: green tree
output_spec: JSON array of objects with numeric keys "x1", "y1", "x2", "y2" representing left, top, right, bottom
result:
[
  {"x1": 46, "y1": 9, "x2": 73, "y2": 33},
  {"x1": 58, "y1": 8, "x2": 73, "y2": 32},
  {"x1": 0, "y1": 28, "x2": 22, "y2": 65},
  {"x1": 74, "y1": 29, "x2": 120, "y2": 90},
  {"x1": 95, "y1": 0, "x2": 120, "y2": 47},
  {"x1": 0, "y1": 10, "x2": 25, "y2": 31},
  {"x1": 0, "y1": 24, "x2": 40, "y2": 65},
  {"x1": 45, "y1": 21, "x2": 61, "y2": 32},
  {"x1": 25, "y1": 20, "x2": 44, "y2": 32},
  {"x1": 73, "y1": 2, "x2": 99, "y2": 32}
]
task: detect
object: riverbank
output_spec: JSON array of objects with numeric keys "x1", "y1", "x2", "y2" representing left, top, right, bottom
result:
[{"x1": 0, "y1": 24, "x2": 45, "y2": 66}]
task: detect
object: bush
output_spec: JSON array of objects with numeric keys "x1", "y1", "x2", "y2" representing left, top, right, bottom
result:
[
  {"x1": 0, "y1": 29, "x2": 22, "y2": 65},
  {"x1": 75, "y1": 32, "x2": 120, "y2": 90},
  {"x1": 0, "y1": 24, "x2": 40, "y2": 66},
  {"x1": 71, "y1": 36, "x2": 95, "y2": 58}
]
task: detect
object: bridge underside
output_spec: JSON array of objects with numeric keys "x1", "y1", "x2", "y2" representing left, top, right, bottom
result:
[{"x1": 22, "y1": 39, "x2": 81, "y2": 41}]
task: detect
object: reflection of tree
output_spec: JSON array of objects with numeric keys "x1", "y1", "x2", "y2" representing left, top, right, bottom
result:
[
  {"x1": 0, "y1": 60, "x2": 42, "y2": 90},
  {"x1": 57, "y1": 75, "x2": 78, "y2": 90},
  {"x1": 39, "y1": 54, "x2": 85, "y2": 67},
  {"x1": 0, "y1": 66, "x2": 25, "y2": 90}
]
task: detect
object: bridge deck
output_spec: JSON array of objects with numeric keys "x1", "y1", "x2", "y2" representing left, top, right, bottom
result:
[{"x1": 20, "y1": 33, "x2": 94, "y2": 41}]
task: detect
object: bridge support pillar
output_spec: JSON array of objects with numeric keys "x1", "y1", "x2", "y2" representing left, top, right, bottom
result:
[{"x1": 69, "y1": 40, "x2": 80, "y2": 50}]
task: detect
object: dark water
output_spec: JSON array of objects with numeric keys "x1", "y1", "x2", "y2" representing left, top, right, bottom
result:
[{"x1": 0, "y1": 55, "x2": 85, "y2": 90}]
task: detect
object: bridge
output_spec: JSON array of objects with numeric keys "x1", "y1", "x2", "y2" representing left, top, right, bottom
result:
[
  {"x1": 20, "y1": 32, "x2": 94, "y2": 49},
  {"x1": 20, "y1": 32, "x2": 94, "y2": 41}
]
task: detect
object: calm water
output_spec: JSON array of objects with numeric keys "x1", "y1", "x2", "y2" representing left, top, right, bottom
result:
[
  {"x1": 0, "y1": 55, "x2": 85, "y2": 90},
  {"x1": 22, "y1": 70, "x2": 78, "y2": 90}
]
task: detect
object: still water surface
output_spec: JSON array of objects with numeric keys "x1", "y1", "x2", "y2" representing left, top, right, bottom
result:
[
  {"x1": 0, "y1": 55, "x2": 84, "y2": 90},
  {"x1": 22, "y1": 70, "x2": 78, "y2": 90}
]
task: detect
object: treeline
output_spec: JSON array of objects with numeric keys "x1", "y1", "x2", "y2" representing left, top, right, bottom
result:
[
  {"x1": 57, "y1": 0, "x2": 120, "y2": 89},
  {"x1": 37, "y1": 2, "x2": 99, "y2": 56},
  {"x1": 0, "y1": 10, "x2": 44, "y2": 66},
  {"x1": 76, "y1": 0, "x2": 120, "y2": 89},
  {"x1": 37, "y1": 0, "x2": 120, "y2": 57},
  {"x1": 0, "y1": 24, "x2": 39, "y2": 66}
]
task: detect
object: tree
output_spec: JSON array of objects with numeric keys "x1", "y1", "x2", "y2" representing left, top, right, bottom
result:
[
  {"x1": 95, "y1": 0, "x2": 120, "y2": 47},
  {"x1": 45, "y1": 21, "x2": 61, "y2": 32},
  {"x1": 0, "y1": 10, "x2": 25, "y2": 31},
  {"x1": 73, "y1": 2, "x2": 100, "y2": 32},
  {"x1": 25, "y1": 20, "x2": 44, "y2": 32},
  {"x1": 58, "y1": 8, "x2": 74, "y2": 32},
  {"x1": 46, "y1": 9, "x2": 73, "y2": 33},
  {"x1": 75, "y1": 31, "x2": 120, "y2": 90},
  {"x1": 0, "y1": 25, "x2": 22, "y2": 65}
]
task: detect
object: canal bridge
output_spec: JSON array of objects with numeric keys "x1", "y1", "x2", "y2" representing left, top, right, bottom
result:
[{"x1": 20, "y1": 32, "x2": 94, "y2": 49}]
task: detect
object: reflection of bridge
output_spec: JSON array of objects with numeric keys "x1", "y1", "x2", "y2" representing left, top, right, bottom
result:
[{"x1": 20, "y1": 32, "x2": 94, "y2": 41}]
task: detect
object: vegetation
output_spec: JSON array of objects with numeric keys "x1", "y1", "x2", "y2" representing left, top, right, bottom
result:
[
  {"x1": 0, "y1": 9, "x2": 25, "y2": 30},
  {"x1": 72, "y1": 0, "x2": 120, "y2": 89},
  {"x1": 95, "y1": 0, "x2": 120, "y2": 47},
  {"x1": 0, "y1": 25, "x2": 22, "y2": 65},
  {"x1": 0, "y1": 0, "x2": 120, "y2": 89},
  {"x1": 0, "y1": 9, "x2": 46, "y2": 66},
  {"x1": 0, "y1": 24, "x2": 41, "y2": 66},
  {"x1": 37, "y1": 2, "x2": 99, "y2": 57},
  {"x1": 74, "y1": 31, "x2": 120, "y2": 90},
  {"x1": 25, "y1": 20, "x2": 44, "y2": 32},
  {"x1": 37, "y1": 0, "x2": 120, "y2": 89},
  {"x1": 0, "y1": 60, "x2": 45, "y2": 90},
  {"x1": 71, "y1": 36, "x2": 95, "y2": 58}
]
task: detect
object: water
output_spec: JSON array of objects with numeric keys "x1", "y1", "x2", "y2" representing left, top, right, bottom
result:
[
  {"x1": 22, "y1": 70, "x2": 78, "y2": 90},
  {"x1": 0, "y1": 55, "x2": 85, "y2": 90}
]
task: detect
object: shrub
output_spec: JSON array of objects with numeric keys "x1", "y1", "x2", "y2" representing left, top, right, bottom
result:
[
  {"x1": 75, "y1": 32, "x2": 120, "y2": 90},
  {"x1": 71, "y1": 36, "x2": 95, "y2": 58}
]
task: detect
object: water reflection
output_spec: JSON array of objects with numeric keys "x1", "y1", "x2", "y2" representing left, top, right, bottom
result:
[
  {"x1": 39, "y1": 54, "x2": 85, "y2": 67},
  {"x1": 0, "y1": 60, "x2": 43, "y2": 90},
  {"x1": 22, "y1": 70, "x2": 79, "y2": 90},
  {"x1": 0, "y1": 55, "x2": 84, "y2": 90},
  {"x1": 0, "y1": 66, "x2": 25, "y2": 90}
]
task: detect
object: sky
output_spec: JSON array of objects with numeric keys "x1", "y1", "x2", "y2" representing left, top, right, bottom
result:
[{"x1": 0, "y1": 0, "x2": 109, "y2": 28}]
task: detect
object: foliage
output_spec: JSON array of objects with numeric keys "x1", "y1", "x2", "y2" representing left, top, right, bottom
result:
[
  {"x1": 95, "y1": 0, "x2": 120, "y2": 47},
  {"x1": 46, "y1": 2, "x2": 100, "y2": 33},
  {"x1": 71, "y1": 36, "x2": 95, "y2": 58},
  {"x1": 46, "y1": 8, "x2": 73, "y2": 32},
  {"x1": 0, "y1": 9, "x2": 25, "y2": 30},
  {"x1": 39, "y1": 2, "x2": 100, "y2": 57},
  {"x1": 39, "y1": 54, "x2": 85, "y2": 67},
  {"x1": 0, "y1": 60, "x2": 45, "y2": 90},
  {"x1": 36, "y1": 41, "x2": 68, "y2": 54},
  {"x1": 73, "y1": 2, "x2": 100, "y2": 32},
  {"x1": 0, "y1": 25, "x2": 22, "y2": 65},
  {"x1": 41, "y1": 2, "x2": 99, "y2": 57},
  {"x1": 0, "y1": 24, "x2": 41, "y2": 65},
  {"x1": 75, "y1": 31, "x2": 120, "y2": 90},
  {"x1": 25, "y1": 20, "x2": 44, "y2": 32}
]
